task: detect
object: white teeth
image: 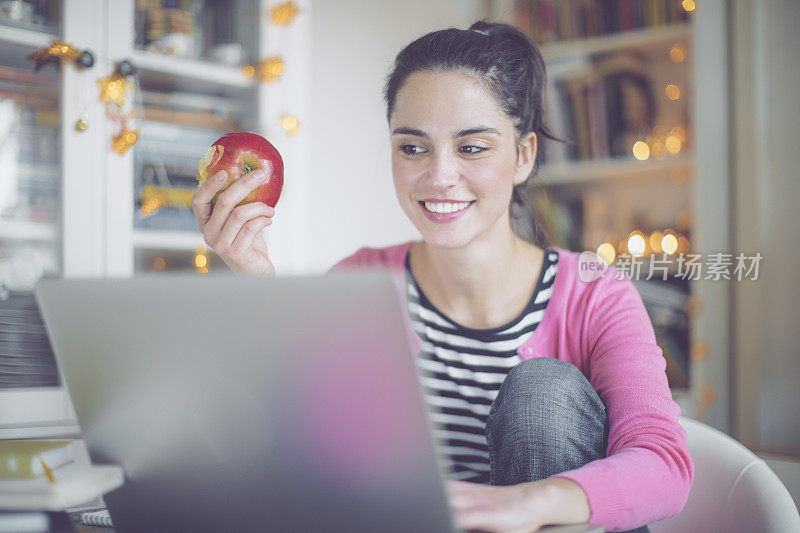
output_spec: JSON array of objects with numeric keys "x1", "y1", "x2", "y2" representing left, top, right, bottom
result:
[{"x1": 423, "y1": 201, "x2": 471, "y2": 214}]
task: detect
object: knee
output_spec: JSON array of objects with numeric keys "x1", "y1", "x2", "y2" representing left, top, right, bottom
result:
[
  {"x1": 488, "y1": 357, "x2": 606, "y2": 439},
  {"x1": 496, "y1": 357, "x2": 594, "y2": 407}
]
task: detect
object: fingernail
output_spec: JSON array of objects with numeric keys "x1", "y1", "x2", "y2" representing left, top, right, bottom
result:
[{"x1": 215, "y1": 173, "x2": 226, "y2": 182}]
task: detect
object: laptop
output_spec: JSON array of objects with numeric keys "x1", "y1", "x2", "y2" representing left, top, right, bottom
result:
[{"x1": 34, "y1": 272, "x2": 603, "y2": 533}]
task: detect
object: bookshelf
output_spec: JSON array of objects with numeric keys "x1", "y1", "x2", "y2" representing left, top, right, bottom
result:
[
  {"x1": 0, "y1": 0, "x2": 311, "y2": 436},
  {"x1": 540, "y1": 21, "x2": 691, "y2": 60},
  {"x1": 132, "y1": 229, "x2": 205, "y2": 251},
  {"x1": 490, "y1": 0, "x2": 728, "y2": 420},
  {"x1": 537, "y1": 151, "x2": 693, "y2": 185}
]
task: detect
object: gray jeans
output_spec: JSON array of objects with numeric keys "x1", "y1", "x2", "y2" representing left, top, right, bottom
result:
[{"x1": 485, "y1": 357, "x2": 650, "y2": 533}]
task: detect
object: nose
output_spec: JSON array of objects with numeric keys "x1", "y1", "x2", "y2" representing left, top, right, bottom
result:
[{"x1": 424, "y1": 149, "x2": 460, "y2": 191}]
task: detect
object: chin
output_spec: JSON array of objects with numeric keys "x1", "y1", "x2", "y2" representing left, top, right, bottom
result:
[{"x1": 417, "y1": 231, "x2": 474, "y2": 250}]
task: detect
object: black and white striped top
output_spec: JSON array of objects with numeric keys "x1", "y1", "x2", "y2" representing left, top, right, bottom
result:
[{"x1": 404, "y1": 249, "x2": 559, "y2": 483}]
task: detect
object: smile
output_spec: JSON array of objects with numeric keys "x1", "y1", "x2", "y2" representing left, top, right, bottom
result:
[
  {"x1": 421, "y1": 201, "x2": 474, "y2": 214},
  {"x1": 418, "y1": 200, "x2": 475, "y2": 223}
]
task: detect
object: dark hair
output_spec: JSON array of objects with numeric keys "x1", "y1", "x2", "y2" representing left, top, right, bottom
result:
[{"x1": 383, "y1": 20, "x2": 561, "y2": 248}]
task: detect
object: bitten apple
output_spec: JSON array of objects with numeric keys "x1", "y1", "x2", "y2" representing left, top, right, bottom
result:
[{"x1": 196, "y1": 132, "x2": 284, "y2": 208}]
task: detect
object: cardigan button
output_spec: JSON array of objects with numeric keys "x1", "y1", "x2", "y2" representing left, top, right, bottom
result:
[{"x1": 521, "y1": 346, "x2": 533, "y2": 355}]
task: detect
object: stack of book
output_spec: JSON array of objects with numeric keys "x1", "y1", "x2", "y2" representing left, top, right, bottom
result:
[
  {"x1": 0, "y1": 440, "x2": 123, "y2": 511},
  {"x1": 514, "y1": 0, "x2": 690, "y2": 43},
  {"x1": 539, "y1": 52, "x2": 659, "y2": 165}
]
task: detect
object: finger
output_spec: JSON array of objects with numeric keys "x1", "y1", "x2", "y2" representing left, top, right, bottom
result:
[
  {"x1": 191, "y1": 170, "x2": 229, "y2": 228},
  {"x1": 214, "y1": 202, "x2": 275, "y2": 252},
  {"x1": 453, "y1": 509, "x2": 493, "y2": 532},
  {"x1": 231, "y1": 216, "x2": 272, "y2": 254},
  {"x1": 203, "y1": 170, "x2": 270, "y2": 243}
]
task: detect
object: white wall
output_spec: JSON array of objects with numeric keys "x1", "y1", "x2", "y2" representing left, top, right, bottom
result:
[
  {"x1": 733, "y1": 0, "x2": 800, "y2": 457},
  {"x1": 305, "y1": 0, "x2": 488, "y2": 273}
]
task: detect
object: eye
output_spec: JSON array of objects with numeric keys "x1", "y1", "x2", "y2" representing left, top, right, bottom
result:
[
  {"x1": 459, "y1": 145, "x2": 488, "y2": 155},
  {"x1": 399, "y1": 143, "x2": 426, "y2": 156}
]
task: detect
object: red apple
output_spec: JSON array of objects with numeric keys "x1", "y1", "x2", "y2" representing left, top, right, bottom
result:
[{"x1": 196, "y1": 132, "x2": 284, "y2": 208}]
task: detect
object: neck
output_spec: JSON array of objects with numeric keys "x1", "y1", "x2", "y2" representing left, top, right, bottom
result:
[{"x1": 411, "y1": 226, "x2": 543, "y2": 326}]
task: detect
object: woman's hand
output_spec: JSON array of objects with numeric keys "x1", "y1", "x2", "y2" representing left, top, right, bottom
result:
[
  {"x1": 191, "y1": 169, "x2": 277, "y2": 276},
  {"x1": 446, "y1": 478, "x2": 591, "y2": 533}
]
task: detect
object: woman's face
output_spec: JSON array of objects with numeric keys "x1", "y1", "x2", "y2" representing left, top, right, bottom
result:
[{"x1": 389, "y1": 69, "x2": 535, "y2": 250}]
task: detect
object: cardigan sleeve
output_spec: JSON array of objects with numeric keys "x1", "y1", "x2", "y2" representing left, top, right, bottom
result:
[{"x1": 551, "y1": 270, "x2": 694, "y2": 531}]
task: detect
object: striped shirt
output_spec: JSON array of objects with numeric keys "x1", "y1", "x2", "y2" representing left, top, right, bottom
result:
[{"x1": 404, "y1": 249, "x2": 559, "y2": 483}]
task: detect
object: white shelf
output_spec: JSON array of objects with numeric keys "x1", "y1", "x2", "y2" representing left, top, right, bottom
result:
[
  {"x1": 130, "y1": 49, "x2": 254, "y2": 93},
  {"x1": 132, "y1": 229, "x2": 206, "y2": 251},
  {"x1": 540, "y1": 22, "x2": 692, "y2": 61},
  {"x1": 536, "y1": 153, "x2": 693, "y2": 186},
  {"x1": 0, "y1": 25, "x2": 56, "y2": 49},
  {"x1": 0, "y1": 220, "x2": 57, "y2": 242}
]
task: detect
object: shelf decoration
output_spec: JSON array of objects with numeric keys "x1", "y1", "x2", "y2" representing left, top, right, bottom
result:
[
  {"x1": 262, "y1": 1, "x2": 304, "y2": 137},
  {"x1": 194, "y1": 246, "x2": 209, "y2": 274},
  {"x1": 28, "y1": 40, "x2": 94, "y2": 71},
  {"x1": 98, "y1": 61, "x2": 141, "y2": 156},
  {"x1": 280, "y1": 114, "x2": 301, "y2": 136},
  {"x1": 270, "y1": 1, "x2": 300, "y2": 25},
  {"x1": 139, "y1": 184, "x2": 194, "y2": 218},
  {"x1": 258, "y1": 55, "x2": 286, "y2": 83}
]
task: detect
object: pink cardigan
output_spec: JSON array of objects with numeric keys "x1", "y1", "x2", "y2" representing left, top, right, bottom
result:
[{"x1": 328, "y1": 240, "x2": 694, "y2": 532}]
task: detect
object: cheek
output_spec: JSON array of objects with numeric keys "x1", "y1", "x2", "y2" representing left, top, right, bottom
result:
[{"x1": 391, "y1": 157, "x2": 422, "y2": 190}]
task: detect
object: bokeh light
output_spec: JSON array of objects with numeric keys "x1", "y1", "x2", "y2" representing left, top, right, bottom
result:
[
  {"x1": 666, "y1": 134, "x2": 682, "y2": 154},
  {"x1": 632, "y1": 141, "x2": 650, "y2": 160},
  {"x1": 649, "y1": 231, "x2": 664, "y2": 253},
  {"x1": 627, "y1": 232, "x2": 646, "y2": 257},
  {"x1": 662, "y1": 233, "x2": 679, "y2": 254},
  {"x1": 665, "y1": 84, "x2": 681, "y2": 100},
  {"x1": 669, "y1": 43, "x2": 686, "y2": 62},
  {"x1": 597, "y1": 242, "x2": 616, "y2": 265}
]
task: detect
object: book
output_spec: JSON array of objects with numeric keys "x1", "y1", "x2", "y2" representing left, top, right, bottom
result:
[
  {"x1": 0, "y1": 441, "x2": 74, "y2": 480},
  {"x1": 78, "y1": 509, "x2": 112, "y2": 528},
  {"x1": 0, "y1": 463, "x2": 124, "y2": 511}
]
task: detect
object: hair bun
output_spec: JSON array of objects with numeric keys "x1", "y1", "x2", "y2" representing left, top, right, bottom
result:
[{"x1": 468, "y1": 20, "x2": 494, "y2": 35}]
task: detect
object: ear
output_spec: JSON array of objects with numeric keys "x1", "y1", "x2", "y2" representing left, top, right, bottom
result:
[{"x1": 513, "y1": 132, "x2": 537, "y2": 186}]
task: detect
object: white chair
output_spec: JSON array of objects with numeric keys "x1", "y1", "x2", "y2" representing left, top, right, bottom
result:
[{"x1": 650, "y1": 416, "x2": 800, "y2": 532}]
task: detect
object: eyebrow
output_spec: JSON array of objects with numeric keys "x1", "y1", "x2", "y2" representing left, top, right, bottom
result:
[{"x1": 390, "y1": 126, "x2": 501, "y2": 138}]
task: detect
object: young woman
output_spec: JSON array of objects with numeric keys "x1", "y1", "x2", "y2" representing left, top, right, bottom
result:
[{"x1": 191, "y1": 21, "x2": 693, "y2": 533}]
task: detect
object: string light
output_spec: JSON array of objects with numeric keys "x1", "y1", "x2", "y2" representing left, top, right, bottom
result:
[
  {"x1": 682, "y1": 0, "x2": 696, "y2": 13},
  {"x1": 669, "y1": 43, "x2": 686, "y2": 63},
  {"x1": 242, "y1": 65, "x2": 255, "y2": 78},
  {"x1": 691, "y1": 341, "x2": 709, "y2": 361},
  {"x1": 257, "y1": 55, "x2": 286, "y2": 82},
  {"x1": 140, "y1": 196, "x2": 162, "y2": 217},
  {"x1": 270, "y1": 1, "x2": 300, "y2": 25},
  {"x1": 627, "y1": 231, "x2": 646, "y2": 257},
  {"x1": 596, "y1": 242, "x2": 615, "y2": 265},
  {"x1": 661, "y1": 233, "x2": 679, "y2": 254},
  {"x1": 632, "y1": 141, "x2": 650, "y2": 160},
  {"x1": 194, "y1": 246, "x2": 209, "y2": 274},
  {"x1": 649, "y1": 231, "x2": 664, "y2": 253},
  {"x1": 665, "y1": 83, "x2": 680, "y2": 100},
  {"x1": 280, "y1": 114, "x2": 301, "y2": 136},
  {"x1": 665, "y1": 134, "x2": 682, "y2": 154}
]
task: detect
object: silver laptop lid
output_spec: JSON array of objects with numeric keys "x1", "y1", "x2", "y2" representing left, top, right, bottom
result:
[{"x1": 35, "y1": 272, "x2": 456, "y2": 533}]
